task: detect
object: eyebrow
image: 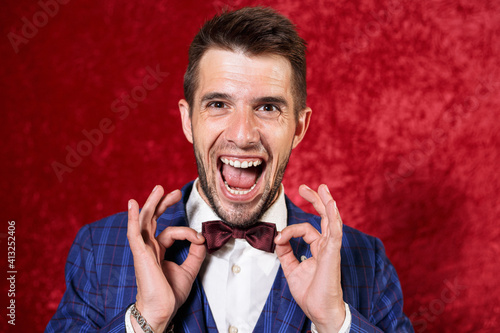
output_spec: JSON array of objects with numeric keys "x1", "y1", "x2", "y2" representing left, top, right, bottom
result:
[
  {"x1": 200, "y1": 92, "x2": 232, "y2": 104},
  {"x1": 200, "y1": 92, "x2": 289, "y2": 108},
  {"x1": 252, "y1": 96, "x2": 288, "y2": 108}
]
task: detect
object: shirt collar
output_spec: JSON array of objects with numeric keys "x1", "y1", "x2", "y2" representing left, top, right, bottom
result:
[{"x1": 186, "y1": 178, "x2": 287, "y2": 233}]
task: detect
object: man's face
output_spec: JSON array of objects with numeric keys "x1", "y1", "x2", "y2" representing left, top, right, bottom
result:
[{"x1": 179, "y1": 49, "x2": 311, "y2": 226}]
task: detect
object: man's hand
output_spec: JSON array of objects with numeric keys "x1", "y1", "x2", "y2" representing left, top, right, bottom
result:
[
  {"x1": 275, "y1": 184, "x2": 345, "y2": 333},
  {"x1": 127, "y1": 185, "x2": 206, "y2": 332}
]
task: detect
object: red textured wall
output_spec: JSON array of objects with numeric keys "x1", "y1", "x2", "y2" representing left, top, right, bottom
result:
[{"x1": 1, "y1": 0, "x2": 499, "y2": 332}]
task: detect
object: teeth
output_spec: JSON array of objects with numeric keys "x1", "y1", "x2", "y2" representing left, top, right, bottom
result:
[
  {"x1": 221, "y1": 158, "x2": 262, "y2": 169},
  {"x1": 225, "y1": 181, "x2": 257, "y2": 195}
]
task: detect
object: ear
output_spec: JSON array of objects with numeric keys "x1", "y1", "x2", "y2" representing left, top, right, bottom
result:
[
  {"x1": 179, "y1": 99, "x2": 193, "y2": 144},
  {"x1": 292, "y1": 107, "x2": 312, "y2": 149}
]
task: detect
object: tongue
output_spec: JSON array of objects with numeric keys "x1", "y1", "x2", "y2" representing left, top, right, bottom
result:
[{"x1": 222, "y1": 164, "x2": 258, "y2": 189}]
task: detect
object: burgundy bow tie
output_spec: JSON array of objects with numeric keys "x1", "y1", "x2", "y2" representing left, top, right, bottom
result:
[{"x1": 201, "y1": 221, "x2": 277, "y2": 254}]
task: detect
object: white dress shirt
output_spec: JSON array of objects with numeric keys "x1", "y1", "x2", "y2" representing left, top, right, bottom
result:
[{"x1": 126, "y1": 179, "x2": 351, "y2": 332}]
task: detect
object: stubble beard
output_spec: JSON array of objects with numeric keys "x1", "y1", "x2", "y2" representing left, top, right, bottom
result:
[{"x1": 193, "y1": 141, "x2": 291, "y2": 228}]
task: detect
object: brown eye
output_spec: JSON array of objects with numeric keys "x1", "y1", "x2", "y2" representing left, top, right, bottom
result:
[
  {"x1": 209, "y1": 101, "x2": 225, "y2": 108},
  {"x1": 258, "y1": 104, "x2": 279, "y2": 112}
]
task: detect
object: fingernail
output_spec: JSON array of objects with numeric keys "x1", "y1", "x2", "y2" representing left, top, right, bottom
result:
[
  {"x1": 275, "y1": 232, "x2": 282, "y2": 241},
  {"x1": 325, "y1": 185, "x2": 330, "y2": 193},
  {"x1": 303, "y1": 184, "x2": 311, "y2": 190},
  {"x1": 152, "y1": 185, "x2": 158, "y2": 192},
  {"x1": 128, "y1": 200, "x2": 132, "y2": 210},
  {"x1": 197, "y1": 232, "x2": 203, "y2": 239}
]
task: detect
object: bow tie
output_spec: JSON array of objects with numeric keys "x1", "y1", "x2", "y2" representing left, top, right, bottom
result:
[{"x1": 201, "y1": 221, "x2": 277, "y2": 254}]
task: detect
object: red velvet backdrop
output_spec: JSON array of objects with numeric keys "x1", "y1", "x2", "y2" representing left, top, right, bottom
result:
[{"x1": 1, "y1": 0, "x2": 499, "y2": 332}]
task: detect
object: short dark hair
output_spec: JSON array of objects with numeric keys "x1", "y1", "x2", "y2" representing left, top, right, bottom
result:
[{"x1": 183, "y1": 6, "x2": 307, "y2": 117}]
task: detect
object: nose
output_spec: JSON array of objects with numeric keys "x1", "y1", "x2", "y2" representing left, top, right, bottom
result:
[{"x1": 225, "y1": 108, "x2": 260, "y2": 148}]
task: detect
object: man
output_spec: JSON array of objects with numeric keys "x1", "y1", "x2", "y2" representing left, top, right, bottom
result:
[{"x1": 46, "y1": 7, "x2": 413, "y2": 333}]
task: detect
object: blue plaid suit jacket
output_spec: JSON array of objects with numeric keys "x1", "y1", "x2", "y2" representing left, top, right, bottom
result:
[{"x1": 46, "y1": 182, "x2": 413, "y2": 332}]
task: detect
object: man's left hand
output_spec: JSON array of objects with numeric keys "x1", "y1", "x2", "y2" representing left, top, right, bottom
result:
[{"x1": 275, "y1": 184, "x2": 345, "y2": 333}]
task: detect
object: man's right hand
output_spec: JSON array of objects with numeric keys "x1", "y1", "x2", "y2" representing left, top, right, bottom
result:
[{"x1": 127, "y1": 185, "x2": 206, "y2": 332}]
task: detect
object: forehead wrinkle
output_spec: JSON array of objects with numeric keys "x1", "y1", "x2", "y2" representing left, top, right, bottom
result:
[
  {"x1": 205, "y1": 68, "x2": 286, "y2": 89},
  {"x1": 202, "y1": 70, "x2": 290, "y2": 99},
  {"x1": 197, "y1": 49, "x2": 293, "y2": 105}
]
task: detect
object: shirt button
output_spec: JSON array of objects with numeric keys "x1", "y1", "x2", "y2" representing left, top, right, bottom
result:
[
  {"x1": 231, "y1": 264, "x2": 241, "y2": 274},
  {"x1": 300, "y1": 255, "x2": 308, "y2": 262},
  {"x1": 228, "y1": 325, "x2": 238, "y2": 333}
]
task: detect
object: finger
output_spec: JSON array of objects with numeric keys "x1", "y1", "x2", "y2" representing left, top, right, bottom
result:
[
  {"x1": 317, "y1": 184, "x2": 333, "y2": 210},
  {"x1": 180, "y1": 242, "x2": 207, "y2": 280},
  {"x1": 154, "y1": 189, "x2": 182, "y2": 220},
  {"x1": 157, "y1": 226, "x2": 206, "y2": 249},
  {"x1": 140, "y1": 185, "x2": 165, "y2": 230},
  {"x1": 318, "y1": 184, "x2": 335, "y2": 237},
  {"x1": 150, "y1": 189, "x2": 182, "y2": 237},
  {"x1": 275, "y1": 223, "x2": 321, "y2": 245},
  {"x1": 299, "y1": 184, "x2": 327, "y2": 219},
  {"x1": 326, "y1": 199, "x2": 343, "y2": 242},
  {"x1": 127, "y1": 199, "x2": 144, "y2": 252},
  {"x1": 317, "y1": 183, "x2": 343, "y2": 239},
  {"x1": 275, "y1": 241, "x2": 300, "y2": 277}
]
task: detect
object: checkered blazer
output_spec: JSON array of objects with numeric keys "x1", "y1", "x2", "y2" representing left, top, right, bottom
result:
[{"x1": 46, "y1": 182, "x2": 413, "y2": 332}]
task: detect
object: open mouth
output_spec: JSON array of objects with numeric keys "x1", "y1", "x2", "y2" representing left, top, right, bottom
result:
[{"x1": 219, "y1": 156, "x2": 264, "y2": 196}]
